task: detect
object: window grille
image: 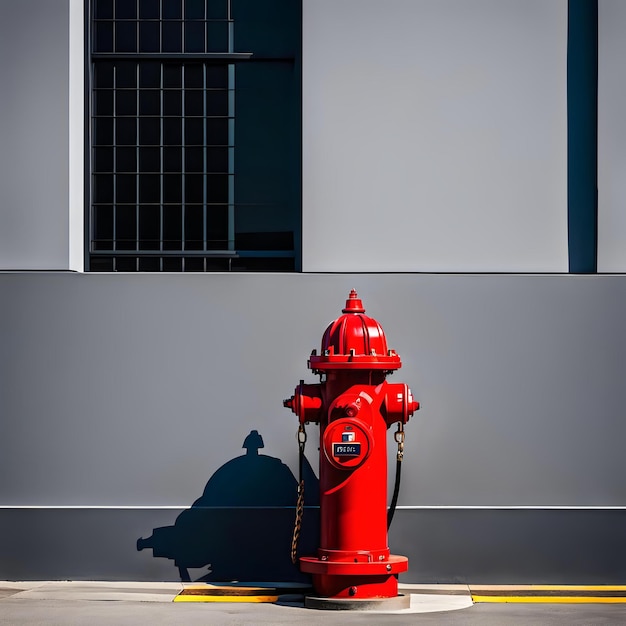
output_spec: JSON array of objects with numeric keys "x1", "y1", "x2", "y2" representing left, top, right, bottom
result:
[{"x1": 89, "y1": 0, "x2": 299, "y2": 271}]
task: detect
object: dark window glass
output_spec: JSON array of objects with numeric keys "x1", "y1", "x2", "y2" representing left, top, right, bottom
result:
[
  {"x1": 206, "y1": 118, "x2": 228, "y2": 145},
  {"x1": 207, "y1": 173, "x2": 228, "y2": 203},
  {"x1": 185, "y1": 90, "x2": 203, "y2": 116},
  {"x1": 139, "y1": 205, "x2": 160, "y2": 247},
  {"x1": 184, "y1": 64, "x2": 203, "y2": 88},
  {"x1": 185, "y1": 147, "x2": 204, "y2": 172},
  {"x1": 139, "y1": 22, "x2": 160, "y2": 52},
  {"x1": 163, "y1": 90, "x2": 182, "y2": 116},
  {"x1": 139, "y1": 0, "x2": 159, "y2": 19},
  {"x1": 116, "y1": 174, "x2": 137, "y2": 203},
  {"x1": 184, "y1": 257, "x2": 205, "y2": 271},
  {"x1": 116, "y1": 257, "x2": 137, "y2": 271},
  {"x1": 139, "y1": 147, "x2": 160, "y2": 172},
  {"x1": 95, "y1": 22, "x2": 114, "y2": 52},
  {"x1": 163, "y1": 205, "x2": 183, "y2": 248},
  {"x1": 94, "y1": 90, "x2": 114, "y2": 116},
  {"x1": 93, "y1": 204, "x2": 114, "y2": 247},
  {"x1": 139, "y1": 62, "x2": 161, "y2": 88},
  {"x1": 95, "y1": 0, "x2": 113, "y2": 20},
  {"x1": 185, "y1": 174, "x2": 203, "y2": 203},
  {"x1": 115, "y1": 21, "x2": 137, "y2": 52},
  {"x1": 185, "y1": 206, "x2": 204, "y2": 249},
  {"x1": 163, "y1": 118, "x2": 182, "y2": 144},
  {"x1": 207, "y1": 204, "x2": 228, "y2": 244},
  {"x1": 207, "y1": 146, "x2": 228, "y2": 172},
  {"x1": 139, "y1": 118, "x2": 160, "y2": 145},
  {"x1": 116, "y1": 90, "x2": 137, "y2": 116},
  {"x1": 232, "y1": 258, "x2": 295, "y2": 272},
  {"x1": 94, "y1": 174, "x2": 114, "y2": 202},
  {"x1": 163, "y1": 174, "x2": 182, "y2": 202},
  {"x1": 94, "y1": 147, "x2": 114, "y2": 172},
  {"x1": 90, "y1": 3, "x2": 300, "y2": 272},
  {"x1": 91, "y1": 257, "x2": 115, "y2": 271},
  {"x1": 185, "y1": 0, "x2": 205, "y2": 19},
  {"x1": 94, "y1": 118, "x2": 114, "y2": 145},
  {"x1": 116, "y1": 62, "x2": 137, "y2": 88},
  {"x1": 139, "y1": 257, "x2": 161, "y2": 270},
  {"x1": 94, "y1": 62, "x2": 114, "y2": 88},
  {"x1": 163, "y1": 257, "x2": 182, "y2": 271},
  {"x1": 163, "y1": 64, "x2": 182, "y2": 88},
  {"x1": 116, "y1": 147, "x2": 137, "y2": 172},
  {"x1": 206, "y1": 90, "x2": 228, "y2": 116},
  {"x1": 207, "y1": 0, "x2": 228, "y2": 20},
  {"x1": 116, "y1": 118, "x2": 137, "y2": 145},
  {"x1": 163, "y1": 147, "x2": 182, "y2": 171},
  {"x1": 162, "y1": 21, "x2": 182, "y2": 52},
  {"x1": 162, "y1": 0, "x2": 182, "y2": 19},
  {"x1": 206, "y1": 20, "x2": 229, "y2": 52},
  {"x1": 139, "y1": 90, "x2": 160, "y2": 116},
  {"x1": 185, "y1": 118, "x2": 203, "y2": 145},
  {"x1": 205, "y1": 258, "x2": 231, "y2": 270},
  {"x1": 115, "y1": 0, "x2": 136, "y2": 20},
  {"x1": 139, "y1": 174, "x2": 160, "y2": 202},
  {"x1": 115, "y1": 206, "x2": 137, "y2": 250},
  {"x1": 185, "y1": 22, "x2": 205, "y2": 53},
  {"x1": 206, "y1": 65, "x2": 228, "y2": 88}
]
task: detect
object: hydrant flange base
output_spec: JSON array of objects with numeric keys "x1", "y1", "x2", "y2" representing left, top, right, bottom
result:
[{"x1": 300, "y1": 554, "x2": 408, "y2": 576}]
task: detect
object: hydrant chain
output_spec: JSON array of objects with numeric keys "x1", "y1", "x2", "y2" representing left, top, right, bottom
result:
[
  {"x1": 394, "y1": 424, "x2": 405, "y2": 462},
  {"x1": 291, "y1": 423, "x2": 307, "y2": 564}
]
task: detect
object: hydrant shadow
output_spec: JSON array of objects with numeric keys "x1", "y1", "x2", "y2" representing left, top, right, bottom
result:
[{"x1": 137, "y1": 430, "x2": 320, "y2": 583}]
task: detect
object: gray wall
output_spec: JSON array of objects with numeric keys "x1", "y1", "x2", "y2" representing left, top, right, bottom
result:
[
  {"x1": 598, "y1": 0, "x2": 626, "y2": 271},
  {"x1": 1, "y1": 273, "x2": 625, "y2": 581},
  {"x1": 1, "y1": 0, "x2": 625, "y2": 584},
  {"x1": 0, "y1": 0, "x2": 73, "y2": 270},
  {"x1": 302, "y1": 0, "x2": 569, "y2": 272}
]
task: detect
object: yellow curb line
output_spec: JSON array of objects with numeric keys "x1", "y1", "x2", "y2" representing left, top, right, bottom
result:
[
  {"x1": 469, "y1": 585, "x2": 626, "y2": 592},
  {"x1": 174, "y1": 594, "x2": 279, "y2": 603},
  {"x1": 472, "y1": 596, "x2": 626, "y2": 604}
]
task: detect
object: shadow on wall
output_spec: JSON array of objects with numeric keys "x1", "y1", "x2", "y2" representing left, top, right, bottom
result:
[{"x1": 137, "y1": 430, "x2": 320, "y2": 583}]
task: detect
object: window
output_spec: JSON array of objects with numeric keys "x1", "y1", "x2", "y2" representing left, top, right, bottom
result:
[{"x1": 89, "y1": 0, "x2": 300, "y2": 271}]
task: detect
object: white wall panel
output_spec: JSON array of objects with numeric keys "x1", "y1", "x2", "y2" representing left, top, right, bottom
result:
[
  {"x1": 302, "y1": 0, "x2": 568, "y2": 272},
  {"x1": 69, "y1": 0, "x2": 84, "y2": 272},
  {"x1": 598, "y1": 0, "x2": 626, "y2": 272}
]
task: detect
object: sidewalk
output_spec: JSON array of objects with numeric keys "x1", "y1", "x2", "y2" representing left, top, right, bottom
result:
[
  {"x1": 0, "y1": 581, "x2": 473, "y2": 612},
  {"x1": 1, "y1": 581, "x2": 625, "y2": 625}
]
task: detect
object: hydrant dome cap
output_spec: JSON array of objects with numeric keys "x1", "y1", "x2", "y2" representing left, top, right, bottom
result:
[{"x1": 309, "y1": 291, "x2": 402, "y2": 371}]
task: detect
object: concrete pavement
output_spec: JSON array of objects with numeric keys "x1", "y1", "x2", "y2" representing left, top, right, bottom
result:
[{"x1": 1, "y1": 581, "x2": 625, "y2": 625}]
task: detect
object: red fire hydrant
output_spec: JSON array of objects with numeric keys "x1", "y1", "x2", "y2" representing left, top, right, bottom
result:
[{"x1": 284, "y1": 290, "x2": 419, "y2": 607}]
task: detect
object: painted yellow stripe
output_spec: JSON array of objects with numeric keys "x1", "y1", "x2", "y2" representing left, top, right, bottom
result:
[
  {"x1": 470, "y1": 585, "x2": 626, "y2": 592},
  {"x1": 472, "y1": 595, "x2": 626, "y2": 604},
  {"x1": 174, "y1": 594, "x2": 279, "y2": 603}
]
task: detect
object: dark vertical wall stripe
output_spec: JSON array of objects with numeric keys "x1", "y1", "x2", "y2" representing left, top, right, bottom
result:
[{"x1": 568, "y1": 0, "x2": 598, "y2": 273}]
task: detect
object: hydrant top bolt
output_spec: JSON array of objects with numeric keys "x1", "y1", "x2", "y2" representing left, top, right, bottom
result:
[{"x1": 342, "y1": 289, "x2": 365, "y2": 314}]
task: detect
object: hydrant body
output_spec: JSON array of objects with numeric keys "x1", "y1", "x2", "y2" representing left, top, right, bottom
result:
[{"x1": 284, "y1": 291, "x2": 419, "y2": 601}]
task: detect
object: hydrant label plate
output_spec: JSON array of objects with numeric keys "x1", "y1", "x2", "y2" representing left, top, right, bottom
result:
[{"x1": 333, "y1": 443, "x2": 361, "y2": 457}]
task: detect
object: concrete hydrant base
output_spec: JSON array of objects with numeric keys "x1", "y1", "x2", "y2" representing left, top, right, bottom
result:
[{"x1": 304, "y1": 594, "x2": 411, "y2": 611}]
